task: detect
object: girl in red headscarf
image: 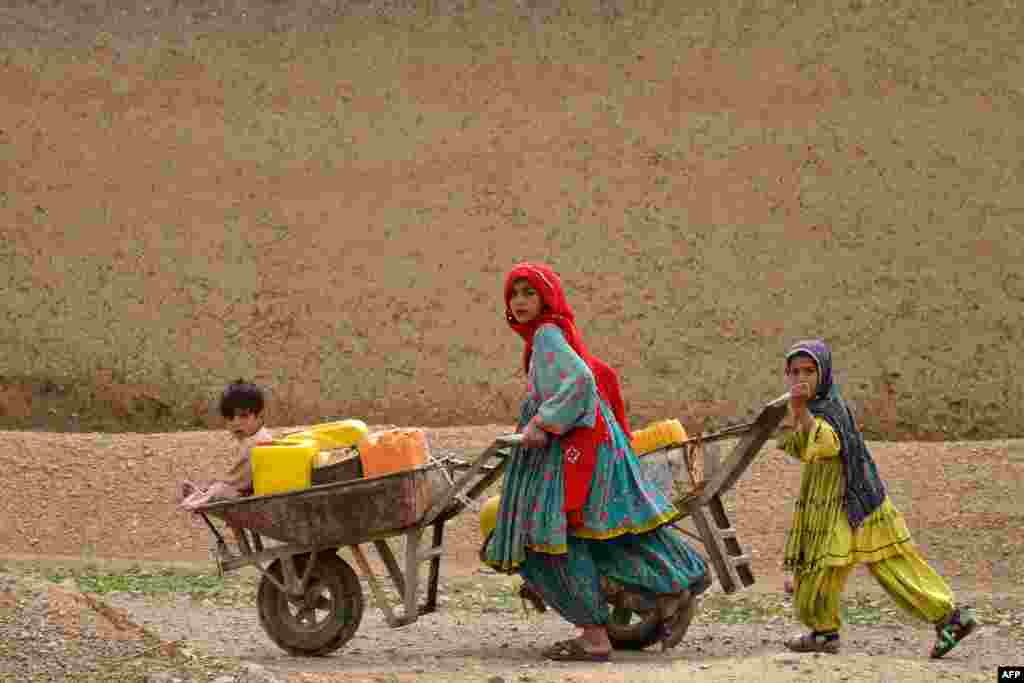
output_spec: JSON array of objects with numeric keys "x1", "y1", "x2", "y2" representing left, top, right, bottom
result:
[{"x1": 483, "y1": 263, "x2": 710, "y2": 661}]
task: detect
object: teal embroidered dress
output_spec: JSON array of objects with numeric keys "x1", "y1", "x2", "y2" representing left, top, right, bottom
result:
[{"x1": 484, "y1": 324, "x2": 708, "y2": 625}]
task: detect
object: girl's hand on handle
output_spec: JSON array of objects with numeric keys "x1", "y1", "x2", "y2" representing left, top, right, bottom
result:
[
  {"x1": 522, "y1": 421, "x2": 550, "y2": 449},
  {"x1": 788, "y1": 379, "x2": 812, "y2": 403},
  {"x1": 786, "y1": 379, "x2": 815, "y2": 434}
]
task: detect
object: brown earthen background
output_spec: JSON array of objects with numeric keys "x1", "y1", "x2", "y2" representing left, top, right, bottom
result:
[{"x1": 1, "y1": 0, "x2": 1023, "y2": 439}]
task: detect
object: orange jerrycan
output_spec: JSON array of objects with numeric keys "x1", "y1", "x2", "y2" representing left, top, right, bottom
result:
[{"x1": 357, "y1": 428, "x2": 429, "y2": 478}]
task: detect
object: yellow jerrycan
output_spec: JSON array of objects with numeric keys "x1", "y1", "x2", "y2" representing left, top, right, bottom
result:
[{"x1": 251, "y1": 439, "x2": 317, "y2": 495}]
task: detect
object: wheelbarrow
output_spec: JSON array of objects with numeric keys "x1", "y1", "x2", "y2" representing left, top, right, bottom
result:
[
  {"x1": 193, "y1": 432, "x2": 519, "y2": 655},
  {"x1": 192, "y1": 393, "x2": 789, "y2": 655}
]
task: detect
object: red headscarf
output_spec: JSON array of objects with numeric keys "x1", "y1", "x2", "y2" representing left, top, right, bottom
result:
[
  {"x1": 504, "y1": 262, "x2": 631, "y2": 436},
  {"x1": 504, "y1": 263, "x2": 631, "y2": 525}
]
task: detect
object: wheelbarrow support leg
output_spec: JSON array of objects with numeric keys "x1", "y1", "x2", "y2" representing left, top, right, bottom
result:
[
  {"x1": 350, "y1": 543, "x2": 400, "y2": 627},
  {"x1": 402, "y1": 528, "x2": 422, "y2": 623},
  {"x1": 373, "y1": 540, "x2": 406, "y2": 597},
  {"x1": 686, "y1": 494, "x2": 753, "y2": 594},
  {"x1": 422, "y1": 521, "x2": 445, "y2": 615}
]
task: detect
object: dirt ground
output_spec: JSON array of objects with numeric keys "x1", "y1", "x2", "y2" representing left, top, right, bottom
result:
[
  {"x1": 2, "y1": 424, "x2": 1022, "y2": 584},
  {"x1": 1, "y1": 424, "x2": 1022, "y2": 681}
]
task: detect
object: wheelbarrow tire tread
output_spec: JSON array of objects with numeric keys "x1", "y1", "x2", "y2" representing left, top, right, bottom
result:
[{"x1": 257, "y1": 551, "x2": 364, "y2": 657}]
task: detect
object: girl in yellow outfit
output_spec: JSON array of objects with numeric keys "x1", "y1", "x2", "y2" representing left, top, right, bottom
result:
[{"x1": 778, "y1": 339, "x2": 976, "y2": 658}]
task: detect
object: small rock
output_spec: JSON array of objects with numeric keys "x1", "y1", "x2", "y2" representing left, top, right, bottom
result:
[
  {"x1": 699, "y1": 664, "x2": 711, "y2": 670},
  {"x1": 487, "y1": 677, "x2": 506, "y2": 683},
  {"x1": 238, "y1": 663, "x2": 282, "y2": 683},
  {"x1": 143, "y1": 674, "x2": 180, "y2": 683}
]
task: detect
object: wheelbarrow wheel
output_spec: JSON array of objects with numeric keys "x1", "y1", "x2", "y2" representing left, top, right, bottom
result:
[
  {"x1": 607, "y1": 607, "x2": 663, "y2": 650},
  {"x1": 257, "y1": 551, "x2": 364, "y2": 656},
  {"x1": 607, "y1": 591, "x2": 702, "y2": 651}
]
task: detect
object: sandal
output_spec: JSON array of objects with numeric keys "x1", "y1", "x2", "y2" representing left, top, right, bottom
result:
[
  {"x1": 930, "y1": 607, "x2": 977, "y2": 659},
  {"x1": 519, "y1": 582, "x2": 547, "y2": 614},
  {"x1": 541, "y1": 639, "x2": 611, "y2": 662},
  {"x1": 785, "y1": 631, "x2": 841, "y2": 654}
]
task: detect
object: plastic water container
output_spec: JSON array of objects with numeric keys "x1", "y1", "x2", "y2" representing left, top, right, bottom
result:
[
  {"x1": 631, "y1": 419, "x2": 688, "y2": 456},
  {"x1": 251, "y1": 439, "x2": 317, "y2": 496},
  {"x1": 282, "y1": 419, "x2": 370, "y2": 453},
  {"x1": 357, "y1": 428, "x2": 429, "y2": 479},
  {"x1": 310, "y1": 419, "x2": 369, "y2": 450}
]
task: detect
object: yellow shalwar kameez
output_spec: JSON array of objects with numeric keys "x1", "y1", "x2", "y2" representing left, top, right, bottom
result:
[{"x1": 779, "y1": 418, "x2": 955, "y2": 632}]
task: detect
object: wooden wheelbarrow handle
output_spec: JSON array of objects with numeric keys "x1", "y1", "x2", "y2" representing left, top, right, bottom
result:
[
  {"x1": 679, "y1": 392, "x2": 792, "y2": 444},
  {"x1": 420, "y1": 433, "x2": 520, "y2": 526}
]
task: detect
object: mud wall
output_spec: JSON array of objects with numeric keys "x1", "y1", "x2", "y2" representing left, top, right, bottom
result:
[{"x1": 1, "y1": 1, "x2": 1022, "y2": 438}]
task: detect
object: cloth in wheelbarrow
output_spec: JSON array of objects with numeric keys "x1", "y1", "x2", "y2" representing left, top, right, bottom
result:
[
  {"x1": 177, "y1": 480, "x2": 241, "y2": 509},
  {"x1": 177, "y1": 480, "x2": 242, "y2": 527}
]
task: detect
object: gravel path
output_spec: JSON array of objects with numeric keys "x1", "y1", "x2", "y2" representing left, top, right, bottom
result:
[
  {"x1": 0, "y1": 572, "x2": 244, "y2": 683},
  {"x1": 102, "y1": 581, "x2": 1014, "y2": 683},
  {"x1": 0, "y1": 573, "x2": 164, "y2": 681},
  {"x1": 3, "y1": 567, "x2": 1018, "y2": 682}
]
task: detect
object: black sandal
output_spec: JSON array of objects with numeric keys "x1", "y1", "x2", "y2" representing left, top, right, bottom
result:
[
  {"x1": 785, "y1": 631, "x2": 841, "y2": 654},
  {"x1": 542, "y1": 639, "x2": 611, "y2": 662},
  {"x1": 931, "y1": 607, "x2": 977, "y2": 659}
]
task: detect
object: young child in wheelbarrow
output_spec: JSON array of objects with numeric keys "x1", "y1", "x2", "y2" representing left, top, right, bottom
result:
[
  {"x1": 177, "y1": 379, "x2": 273, "y2": 516},
  {"x1": 777, "y1": 339, "x2": 976, "y2": 658}
]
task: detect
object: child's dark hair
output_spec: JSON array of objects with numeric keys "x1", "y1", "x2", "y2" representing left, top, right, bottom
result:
[{"x1": 219, "y1": 379, "x2": 265, "y2": 419}]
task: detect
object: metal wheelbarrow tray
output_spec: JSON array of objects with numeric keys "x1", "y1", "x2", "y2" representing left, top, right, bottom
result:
[{"x1": 199, "y1": 463, "x2": 454, "y2": 549}]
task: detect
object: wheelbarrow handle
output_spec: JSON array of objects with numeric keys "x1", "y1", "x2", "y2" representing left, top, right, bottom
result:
[
  {"x1": 421, "y1": 434, "x2": 518, "y2": 525},
  {"x1": 494, "y1": 433, "x2": 524, "y2": 446}
]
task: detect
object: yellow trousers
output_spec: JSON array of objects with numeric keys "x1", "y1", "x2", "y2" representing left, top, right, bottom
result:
[{"x1": 793, "y1": 543, "x2": 954, "y2": 633}]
